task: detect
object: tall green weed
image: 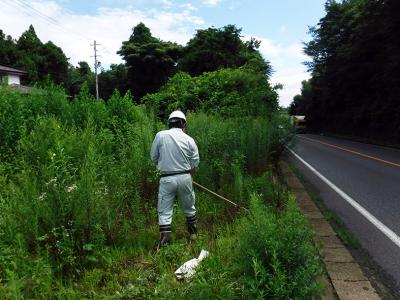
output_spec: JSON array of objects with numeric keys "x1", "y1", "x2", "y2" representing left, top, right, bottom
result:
[
  {"x1": 187, "y1": 113, "x2": 291, "y2": 204},
  {"x1": 175, "y1": 195, "x2": 323, "y2": 299},
  {"x1": 0, "y1": 83, "x2": 317, "y2": 299},
  {"x1": 236, "y1": 196, "x2": 323, "y2": 299},
  {"x1": 0, "y1": 87, "x2": 158, "y2": 278}
]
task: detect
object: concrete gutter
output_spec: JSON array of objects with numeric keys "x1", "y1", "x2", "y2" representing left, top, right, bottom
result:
[{"x1": 282, "y1": 162, "x2": 381, "y2": 300}]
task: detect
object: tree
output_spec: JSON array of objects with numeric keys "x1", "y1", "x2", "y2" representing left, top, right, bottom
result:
[
  {"x1": 118, "y1": 23, "x2": 183, "y2": 100},
  {"x1": 294, "y1": 0, "x2": 400, "y2": 142},
  {"x1": 67, "y1": 61, "x2": 95, "y2": 96},
  {"x1": 143, "y1": 67, "x2": 278, "y2": 120},
  {"x1": 16, "y1": 25, "x2": 43, "y2": 82},
  {"x1": 0, "y1": 30, "x2": 18, "y2": 66},
  {"x1": 178, "y1": 25, "x2": 262, "y2": 76},
  {"x1": 39, "y1": 41, "x2": 69, "y2": 85},
  {"x1": 8, "y1": 25, "x2": 71, "y2": 86},
  {"x1": 98, "y1": 64, "x2": 129, "y2": 100},
  {"x1": 289, "y1": 80, "x2": 312, "y2": 115}
]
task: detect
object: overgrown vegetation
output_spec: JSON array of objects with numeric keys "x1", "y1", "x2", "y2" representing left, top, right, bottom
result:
[
  {"x1": 0, "y1": 83, "x2": 323, "y2": 298},
  {"x1": 143, "y1": 68, "x2": 278, "y2": 120}
]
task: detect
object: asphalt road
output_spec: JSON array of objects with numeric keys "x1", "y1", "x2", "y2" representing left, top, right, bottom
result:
[{"x1": 288, "y1": 134, "x2": 400, "y2": 294}]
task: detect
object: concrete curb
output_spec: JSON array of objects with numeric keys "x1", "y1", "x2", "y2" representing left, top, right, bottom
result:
[{"x1": 282, "y1": 162, "x2": 381, "y2": 300}]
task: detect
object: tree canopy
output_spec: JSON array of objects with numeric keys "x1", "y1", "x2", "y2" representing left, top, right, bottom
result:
[
  {"x1": 0, "y1": 30, "x2": 18, "y2": 67},
  {"x1": 178, "y1": 25, "x2": 270, "y2": 77},
  {"x1": 1, "y1": 22, "x2": 276, "y2": 110},
  {"x1": 143, "y1": 67, "x2": 278, "y2": 120},
  {"x1": 118, "y1": 23, "x2": 183, "y2": 100},
  {"x1": 1, "y1": 25, "x2": 69, "y2": 86},
  {"x1": 291, "y1": 0, "x2": 400, "y2": 143}
]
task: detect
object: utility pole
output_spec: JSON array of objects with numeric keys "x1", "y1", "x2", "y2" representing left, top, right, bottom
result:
[{"x1": 91, "y1": 40, "x2": 101, "y2": 100}]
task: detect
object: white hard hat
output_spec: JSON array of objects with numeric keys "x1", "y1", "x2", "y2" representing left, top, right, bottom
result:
[{"x1": 168, "y1": 110, "x2": 186, "y2": 121}]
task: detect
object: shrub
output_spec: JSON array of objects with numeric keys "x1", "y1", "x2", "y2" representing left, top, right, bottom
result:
[
  {"x1": 175, "y1": 194, "x2": 323, "y2": 299},
  {"x1": 236, "y1": 195, "x2": 323, "y2": 299},
  {"x1": 143, "y1": 68, "x2": 279, "y2": 120}
]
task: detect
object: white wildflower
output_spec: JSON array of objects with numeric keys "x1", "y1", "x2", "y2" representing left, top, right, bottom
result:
[
  {"x1": 46, "y1": 177, "x2": 57, "y2": 186},
  {"x1": 66, "y1": 184, "x2": 77, "y2": 193}
]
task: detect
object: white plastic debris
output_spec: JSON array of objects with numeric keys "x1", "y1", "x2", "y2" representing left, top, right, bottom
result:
[{"x1": 175, "y1": 249, "x2": 209, "y2": 279}]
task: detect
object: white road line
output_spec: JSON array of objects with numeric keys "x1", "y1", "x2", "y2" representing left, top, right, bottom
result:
[{"x1": 287, "y1": 147, "x2": 400, "y2": 249}]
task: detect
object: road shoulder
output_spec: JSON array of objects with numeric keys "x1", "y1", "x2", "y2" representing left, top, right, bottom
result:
[{"x1": 281, "y1": 161, "x2": 381, "y2": 300}]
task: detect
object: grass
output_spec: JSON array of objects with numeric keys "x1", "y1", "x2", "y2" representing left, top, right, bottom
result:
[{"x1": 0, "y1": 86, "x2": 323, "y2": 298}]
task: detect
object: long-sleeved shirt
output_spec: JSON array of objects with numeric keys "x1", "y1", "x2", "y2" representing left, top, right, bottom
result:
[{"x1": 150, "y1": 128, "x2": 200, "y2": 174}]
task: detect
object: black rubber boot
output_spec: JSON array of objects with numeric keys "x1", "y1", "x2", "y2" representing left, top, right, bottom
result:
[
  {"x1": 158, "y1": 232, "x2": 171, "y2": 247},
  {"x1": 186, "y1": 215, "x2": 197, "y2": 242},
  {"x1": 158, "y1": 225, "x2": 172, "y2": 249}
]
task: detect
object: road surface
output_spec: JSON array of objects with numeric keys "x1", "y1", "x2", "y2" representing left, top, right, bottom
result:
[{"x1": 288, "y1": 134, "x2": 400, "y2": 294}]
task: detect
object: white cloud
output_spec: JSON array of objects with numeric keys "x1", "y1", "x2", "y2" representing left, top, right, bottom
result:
[
  {"x1": 202, "y1": 0, "x2": 222, "y2": 7},
  {"x1": 285, "y1": 43, "x2": 308, "y2": 60},
  {"x1": 244, "y1": 35, "x2": 309, "y2": 107},
  {"x1": 160, "y1": 0, "x2": 174, "y2": 8},
  {"x1": 256, "y1": 38, "x2": 283, "y2": 58},
  {"x1": 0, "y1": 0, "x2": 204, "y2": 68},
  {"x1": 270, "y1": 67, "x2": 309, "y2": 108},
  {"x1": 254, "y1": 37, "x2": 307, "y2": 63},
  {"x1": 180, "y1": 3, "x2": 198, "y2": 11}
]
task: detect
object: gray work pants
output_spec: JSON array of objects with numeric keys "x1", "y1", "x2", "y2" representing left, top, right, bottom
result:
[{"x1": 158, "y1": 174, "x2": 196, "y2": 225}]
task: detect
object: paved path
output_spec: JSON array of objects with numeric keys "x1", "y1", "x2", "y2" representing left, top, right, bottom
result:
[
  {"x1": 283, "y1": 162, "x2": 380, "y2": 300},
  {"x1": 288, "y1": 134, "x2": 400, "y2": 294}
]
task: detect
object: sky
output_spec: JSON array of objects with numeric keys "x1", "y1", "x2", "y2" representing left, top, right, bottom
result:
[{"x1": 0, "y1": 0, "x2": 327, "y2": 107}]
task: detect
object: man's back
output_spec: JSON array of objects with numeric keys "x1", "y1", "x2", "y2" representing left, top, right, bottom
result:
[{"x1": 150, "y1": 128, "x2": 199, "y2": 174}]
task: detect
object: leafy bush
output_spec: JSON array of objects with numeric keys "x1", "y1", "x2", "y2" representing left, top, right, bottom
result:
[
  {"x1": 143, "y1": 67, "x2": 279, "y2": 120},
  {"x1": 175, "y1": 195, "x2": 323, "y2": 300},
  {"x1": 236, "y1": 196, "x2": 323, "y2": 299}
]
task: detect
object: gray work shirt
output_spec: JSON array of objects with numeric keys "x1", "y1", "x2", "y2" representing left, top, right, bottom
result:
[{"x1": 150, "y1": 128, "x2": 200, "y2": 174}]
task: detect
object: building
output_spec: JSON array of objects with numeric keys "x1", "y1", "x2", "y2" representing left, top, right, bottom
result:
[
  {"x1": 0, "y1": 65, "x2": 40, "y2": 94},
  {"x1": 0, "y1": 65, "x2": 27, "y2": 86}
]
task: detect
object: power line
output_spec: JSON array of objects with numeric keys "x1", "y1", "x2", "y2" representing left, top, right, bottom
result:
[
  {"x1": 3, "y1": 0, "x2": 119, "y2": 68},
  {"x1": 14, "y1": 0, "x2": 117, "y2": 56},
  {"x1": 8, "y1": 0, "x2": 92, "y2": 43}
]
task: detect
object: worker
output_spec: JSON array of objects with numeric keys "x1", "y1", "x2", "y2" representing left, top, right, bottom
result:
[{"x1": 150, "y1": 110, "x2": 200, "y2": 247}]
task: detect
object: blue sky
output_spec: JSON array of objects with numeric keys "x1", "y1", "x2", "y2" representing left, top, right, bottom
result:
[{"x1": 0, "y1": 0, "x2": 327, "y2": 106}]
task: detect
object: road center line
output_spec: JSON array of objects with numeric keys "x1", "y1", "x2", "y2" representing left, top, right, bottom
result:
[
  {"x1": 298, "y1": 135, "x2": 400, "y2": 168},
  {"x1": 287, "y1": 147, "x2": 400, "y2": 249}
]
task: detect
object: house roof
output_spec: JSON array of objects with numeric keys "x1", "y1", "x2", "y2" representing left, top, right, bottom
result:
[{"x1": 0, "y1": 65, "x2": 27, "y2": 75}]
